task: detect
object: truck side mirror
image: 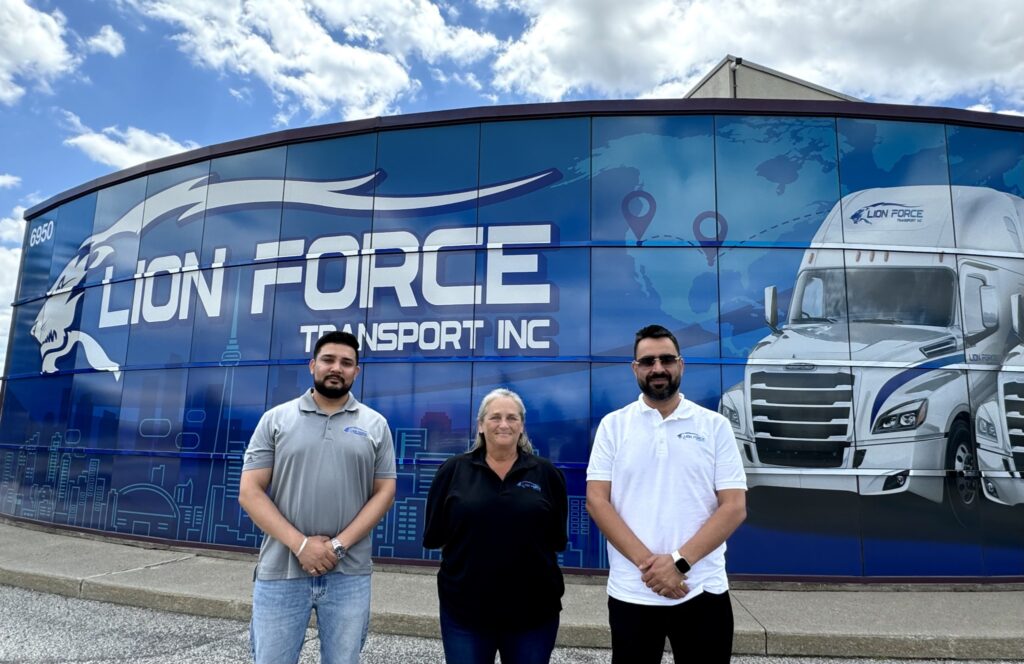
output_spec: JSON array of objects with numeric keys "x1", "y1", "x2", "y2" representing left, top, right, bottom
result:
[
  {"x1": 764, "y1": 286, "x2": 780, "y2": 332},
  {"x1": 980, "y1": 285, "x2": 998, "y2": 329},
  {"x1": 1013, "y1": 293, "x2": 1024, "y2": 338}
]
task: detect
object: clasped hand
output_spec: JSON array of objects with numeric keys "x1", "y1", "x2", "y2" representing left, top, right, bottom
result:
[
  {"x1": 297, "y1": 535, "x2": 338, "y2": 575},
  {"x1": 639, "y1": 553, "x2": 688, "y2": 599}
]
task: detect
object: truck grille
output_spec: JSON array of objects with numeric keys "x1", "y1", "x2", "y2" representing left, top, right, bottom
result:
[
  {"x1": 1002, "y1": 379, "x2": 1024, "y2": 451},
  {"x1": 750, "y1": 370, "x2": 853, "y2": 468}
]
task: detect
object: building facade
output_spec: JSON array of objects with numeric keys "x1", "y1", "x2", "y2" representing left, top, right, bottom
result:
[{"x1": 3, "y1": 99, "x2": 1024, "y2": 578}]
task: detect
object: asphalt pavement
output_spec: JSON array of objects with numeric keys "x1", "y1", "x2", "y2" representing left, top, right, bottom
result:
[{"x1": 0, "y1": 520, "x2": 1022, "y2": 661}]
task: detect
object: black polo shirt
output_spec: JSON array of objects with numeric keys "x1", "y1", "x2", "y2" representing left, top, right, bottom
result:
[{"x1": 423, "y1": 446, "x2": 568, "y2": 629}]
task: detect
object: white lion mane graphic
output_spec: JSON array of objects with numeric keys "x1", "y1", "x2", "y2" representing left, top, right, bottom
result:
[{"x1": 31, "y1": 168, "x2": 559, "y2": 379}]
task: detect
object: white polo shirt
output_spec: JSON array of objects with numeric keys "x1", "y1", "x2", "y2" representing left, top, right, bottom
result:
[{"x1": 587, "y1": 394, "x2": 747, "y2": 605}]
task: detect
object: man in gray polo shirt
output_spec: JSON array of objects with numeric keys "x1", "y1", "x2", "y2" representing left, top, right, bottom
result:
[{"x1": 240, "y1": 330, "x2": 396, "y2": 664}]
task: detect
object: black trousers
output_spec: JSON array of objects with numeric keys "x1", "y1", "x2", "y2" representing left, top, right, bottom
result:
[{"x1": 608, "y1": 591, "x2": 734, "y2": 664}]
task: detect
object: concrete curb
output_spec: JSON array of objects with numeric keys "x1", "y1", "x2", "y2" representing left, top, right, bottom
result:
[{"x1": 1, "y1": 522, "x2": 1022, "y2": 660}]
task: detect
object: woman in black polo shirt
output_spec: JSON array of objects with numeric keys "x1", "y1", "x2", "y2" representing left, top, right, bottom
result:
[{"x1": 423, "y1": 387, "x2": 568, "y2": 664}]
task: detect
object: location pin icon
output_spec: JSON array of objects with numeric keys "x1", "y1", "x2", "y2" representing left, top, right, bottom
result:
[
  {"x1": 692, "y1": 211, "x2": 728, "y2": 266},
  {"x1": 622, "y1": 190, "x2": 656, "y2": 242}
]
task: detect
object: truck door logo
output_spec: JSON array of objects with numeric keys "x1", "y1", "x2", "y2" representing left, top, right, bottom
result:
[{"x1": 850, "y1": 202, "x2": 924, "y2": 225}]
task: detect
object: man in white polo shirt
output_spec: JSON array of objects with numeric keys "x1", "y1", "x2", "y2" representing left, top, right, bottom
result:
[
  {"x1": 240, "y1": 330, "x2": 396, "y2": 664},
  {"x1": 586, "y1": 324, "x2": 747, "y2": 663}
]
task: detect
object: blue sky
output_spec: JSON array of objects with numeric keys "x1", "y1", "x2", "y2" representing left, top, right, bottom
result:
[{"x1": 3, "y1": 0, "x2": 1024, "y2": 369}]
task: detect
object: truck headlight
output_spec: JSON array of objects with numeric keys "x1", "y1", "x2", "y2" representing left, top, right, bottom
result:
[
  {"x1": 976, "y1": 415, "x2": 998, "y2": 442},
  {"x1": 720, "y1": 403, "x2": 741, "y2": 430},
  {"x1": 872, "y1": 399, "x2": 928, "y2": 434}
]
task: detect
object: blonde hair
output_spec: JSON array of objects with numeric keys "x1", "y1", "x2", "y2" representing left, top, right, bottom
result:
[{"x1": 471, "y1": 388, "x2": 534, "y2": 454}]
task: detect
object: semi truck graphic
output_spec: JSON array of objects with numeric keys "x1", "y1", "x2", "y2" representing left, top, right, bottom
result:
[
  {"x1": 719, "y1": 185, "x2": 1024, "y2": 518},
  {"x1": 974, "y1": 295, "x2": 1024, "y2": 506}
]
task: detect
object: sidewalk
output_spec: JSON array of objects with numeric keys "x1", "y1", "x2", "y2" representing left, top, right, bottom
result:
[{"x1": 0, "y1": 521, "x2": 1021, "y2": 660}]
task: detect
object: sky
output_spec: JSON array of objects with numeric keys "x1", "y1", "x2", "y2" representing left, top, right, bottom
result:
[{"x1": 3, "y1": 0, "x2": 1024, "y2": 371}]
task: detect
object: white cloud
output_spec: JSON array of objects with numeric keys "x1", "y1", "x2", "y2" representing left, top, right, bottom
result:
[
  {"x1": 121, "y1": 0, "x2": 498, "y2": 121},
  {"x1": 86, "y1": 25, "x2": 126, "y2": 57},
  {"x1": 0, "y1": 174, "x2": 21, "y2": 189},
  {"x1": 491, "y1": 0, "x2": 1024, "y2": 107},
  {"x1": 967, "y1": 102, "x2": 1024, "y2": 117},
  {"x1": 60, "y1": 110, "x2": 199, "y2": 169},
  {"x1": 0, "y1": 205, "x2": 26, "y2": 244},
  {"x1": 0, "y1": 0, "x2": 80, "y2": 105}
]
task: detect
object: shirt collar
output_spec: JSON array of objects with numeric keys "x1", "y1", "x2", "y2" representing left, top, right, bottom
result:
[
  {"x1": 299, "y1": 389, "x2": 360, "y2": 415},
  {"x1": 635, "y1": 392, "x2": 694, "y2": 421},
  {"x1": 469, "y1": 444, "x2": 539, "y2": 470}
]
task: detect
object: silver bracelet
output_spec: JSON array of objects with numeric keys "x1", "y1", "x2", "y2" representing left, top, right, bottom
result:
[{"x1": 296, "y1": 537, "x2": 309, "y2": 557}]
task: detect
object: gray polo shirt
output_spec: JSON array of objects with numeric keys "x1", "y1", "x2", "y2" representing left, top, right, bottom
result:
[{"x1": 243, "y1": 390, "x2": 397, "y2": 580}]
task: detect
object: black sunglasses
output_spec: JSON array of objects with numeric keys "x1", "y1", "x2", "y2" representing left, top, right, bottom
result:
[{"x1": 634, "y1": 354, "x2": 680, "y2": 368}]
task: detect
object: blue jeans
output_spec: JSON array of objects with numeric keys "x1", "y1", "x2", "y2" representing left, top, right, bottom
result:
[
  {"x1": 439, "y1": 604, "x2": 559, "y2": 664},
  {"x1": 251, "y1": 573, "x2": 371, "y2": 664}
]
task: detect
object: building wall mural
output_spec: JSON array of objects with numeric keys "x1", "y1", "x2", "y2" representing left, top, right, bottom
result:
[{"x1": 3, "y1": 111, "x2": 1023, "y2": 577}]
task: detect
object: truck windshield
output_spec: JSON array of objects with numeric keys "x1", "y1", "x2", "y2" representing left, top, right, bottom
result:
[{"x1": 790, "y1": 267, "x2": 956, "y2": 327}]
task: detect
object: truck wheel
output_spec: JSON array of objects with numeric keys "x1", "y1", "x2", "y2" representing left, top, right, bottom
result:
[{"x1": 944, "y1": 419, "x2": 979, "y2": 526}]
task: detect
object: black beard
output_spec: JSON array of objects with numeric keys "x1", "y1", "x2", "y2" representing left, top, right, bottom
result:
[
  {"x1": 638, "y1": 372, "x2": 680, "y2": 402},
  {"x1": 314, "y1": 376, "x2": 351, "y2": 400}
]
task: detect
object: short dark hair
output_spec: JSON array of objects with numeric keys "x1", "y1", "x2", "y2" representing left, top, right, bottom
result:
[
  {"x1": 633, "y1": 324, "x2": 680, "y2": 358},
  {"x1": 313, "y1": 330, "x2": 360, "y2": 363}
]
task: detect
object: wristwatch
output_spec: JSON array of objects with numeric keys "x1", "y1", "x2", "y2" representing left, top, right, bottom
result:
[
  {"x1": 671, "y1": 550, "x2": 691, "y2": 574},
  {"x1": 331, "y1": 538, "x2": 347, "y2": 560}
]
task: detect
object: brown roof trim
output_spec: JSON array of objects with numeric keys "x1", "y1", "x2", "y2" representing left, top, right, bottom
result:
[{"x1": 25, "y1": 97, "x2": 1024, "y2": 220}]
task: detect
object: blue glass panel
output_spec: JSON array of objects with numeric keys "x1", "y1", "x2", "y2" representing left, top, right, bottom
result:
[
  {"x1": 67, "y1": 371, "x2": 124, "y2": 450},
  {"x1": 728, "y1": 490, "x2": 863, "y2": 576},
  {"x1": 718, "y1": 247, "x2": 807, "y2": 359},
  {"x1": 592, "y1": 116, "x2": 715, "y2": 245},
  {"x1": 591, "y1": 247, "x2": 719, "y2": 359},
  {"x1": 373, "y1": 125, "x2": 478, "y2": 247},
  {"x1": 124, "y1": 269, "x2": 197, "y2": 368},
  {"x1": 48, "y1": 193, "x2": 97, "y2": 288},
  {"x1": 559, "y1": 466, "x2": 597, "y2": 569},
  {"x1": 980, "y1": 497, "x2": 1024, "y2": 575},
  {"x1": 268, "y1": 256, "x2": 370, "y2": 362},
  {"x1": 116, "y1": 368, "x2": 188, "y2": 453},
  {"x1": 75, "y1": 280, "x2": 131, "y2": 372},
  {"x1": 182, "y1": 365, "x2": 269, "y2": 455},
  {"x1": 947, "y1": 125, "x2": 1024, "y2": 195},
  {"x1": 84, "y1": 176, "x2": 147, "y2": 286},
  {"x1": 364, "y1": 247, "x2": 478, "y2": 360},
  {"x1": 838, "y1": 119, "x2": 952, "y2": 249},
  {"x1": 5, "y1": 299, "x2": 46, "y2": 377},
  {"x1": 861, "y1": 496, "x2": 984, "y2": 576},
  {"x1": 361, "y1": 362, "x2": 473, "y2": 457},
  {"x1": 0, "y1": 436, "x2": 113, "y2": 528},
  {"x1": 137, "y1": 161, "x2": 210, "y2": 265},
  {"x1": 590, "y1": 362, "x2": 637, "y2": 442},
  {"x1": 715, "y1": 116, "x2": 840, "y2": 247},
  {"x1": 200, "y1": 147, "x2": 286, "y2": 266},
  {"x1": 479, "y1": 118, "x2": 589, "y2": 242},
  {"x1": 277, "y1": 135, "x2": 377, "y2": 344},
  {"x1": 0, "y1": 374, "x2": 73, "y2": 448},
  {"x1": 839, "y1": 118, "x2": 949, "y2": 193},
  {"x1": 947, "y1": 126, "x2": 1024, "y2": 252},
  {"x1": 190, "y1": 264, "x2": 273, "y2": 364},
  {"x1": 18, "y1": 210, "x2": 57, "y2": 302},
  {"x1": 474, "y1": 247, "x2": 588, "y2": 358},
  {"x1": 470, "y1": 361, "x2": 589, "y2": 464}
]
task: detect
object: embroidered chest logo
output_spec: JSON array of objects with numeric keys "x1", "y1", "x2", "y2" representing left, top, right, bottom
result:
[
  {"x1": 676, "y1": 432, "x2": 706, "y2": 442},
  {"x1": 344, "y1": 426, "x2": 369, "y2": 437},
  {"x1": 516, "y1": 480, "x2": 541, "y2": 492}
]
